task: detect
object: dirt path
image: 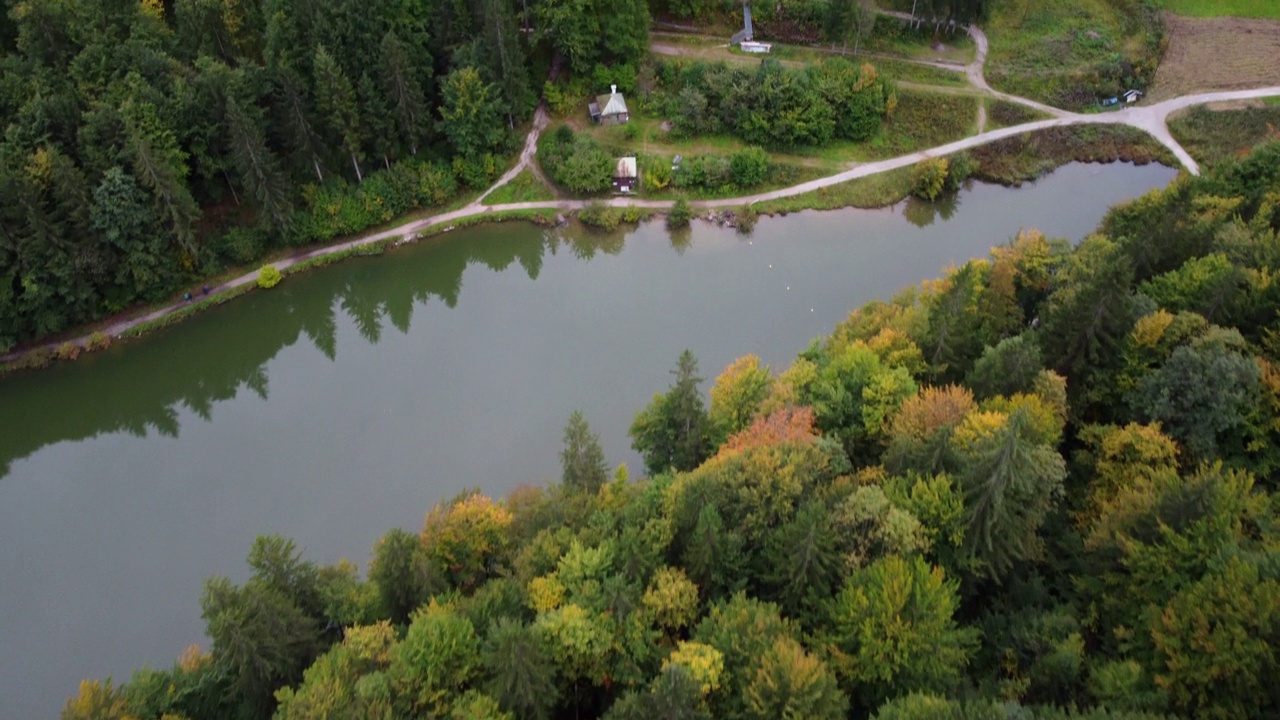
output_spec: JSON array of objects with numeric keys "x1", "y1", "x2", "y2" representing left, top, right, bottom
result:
[{"x1": 475, "y1": 105, "x2": 550, "y2": 205}]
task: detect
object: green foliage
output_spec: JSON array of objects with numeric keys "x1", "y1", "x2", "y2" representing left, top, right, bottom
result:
[
  {"x1": 1129, "y1": 332, "x2": 1261, "y2": 460},
  {"x1": 439, "y1": 67, "x2": 508, "y2": 161},
  {"x1": 663, "y1": 57, "x2": 888, "y2": 149},
  {"x1": 966, "y1": 334, "x2": 1045, "y2": 400},
  {"x1": 561, "y1": 410, "x2": 609, "y2": 493},
  {"x1": 729, "y1": 147, "x2": 769, "y2": 188},
  {"x1": 744, "y1": 637, "x2": 847, "y2": 720},
  {"x1": 827, "y1": 555, "x2": 976, "y2": 709},
  {"x1": 578, "y1": 203, "x2": 623, "y2": 230},
  {"x1": 370, "y1": 528, "x2": 441, "y2": 625},
  {"x1": 630, "y1": 349, "x2": 710, "y2": 474},
  {"x1": 954, "y1": 409, "x2": 1067, "y2": 578},
  {"x1": 1151, "y1": 557, "x2": 1280, "y2": 719},
  {"x1": 538, "y1": 128, "x2": 614, "y2": 195},
  {"x1": 200, "y1": 574, "x2": 322, "y2": 718},
  {"x1": 481, "y1": 618, "x2": 558, "y2": 720},
  {"x1": 258, "y1": 265, "x2": 283, "y2": 289},
  {"x1": 708, "y1": 354, "x2": 773, "y2": 446},
  {"x1": 390, "y1": 604, "x2": 482, "y2": 718},
  {"x1": 912, "y1": 158, "x2": 950, "y2": 201}
]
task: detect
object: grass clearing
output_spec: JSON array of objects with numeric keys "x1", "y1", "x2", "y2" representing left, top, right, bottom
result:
[
  {"x1": 1148, "y1": 14, "x2": 1280, "y2": 101},
  {"x1": 1161, "y1": 0, "x2": 1280, "y2": 20},
  {"x1": 753, "y1": 165, "x2": 917, "y2": 214},
  {"x1": 967, "y1": 124, "x2": 1174, "y2": 185},
  {"x1": 985, "y1": 99, "x2": 1054, "y2": 130},
  {"x1": 868, "y1": 90, "x2": 978, "y2": 157},
  {"x1": 1168, "y1": 104, "x2": 1280, "y2": 167},
  {"x1": 984, "y1": 0, "x2": 1162, "y2": 110},
  {"x1": 481, "y1": 169, "x2": 555, "y2": 205},
  {"x1": 863, "y1": 14, "x2": 976, "y2": 64}
]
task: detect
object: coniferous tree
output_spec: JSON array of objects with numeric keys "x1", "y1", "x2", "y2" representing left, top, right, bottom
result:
[
  {"x1": 378, "y1": 30, "x2": 431, "y2": 157},
  {"x1": 312, "y1": 45, "x2": 365, "y2": 181},
  {"x1": 561, "y1": 410, "x2": 608, "y2": 494},
  {"x1": 225, "y1": 96, "x2": 294, "y2": 235}
]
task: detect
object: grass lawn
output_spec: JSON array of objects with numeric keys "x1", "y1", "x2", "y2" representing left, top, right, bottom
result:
[
  {"x1": 984, "y1": 0, "x2": 1162, "y2": 110},
  {"x1": 1162, "y1": 0, "x2": 1280, "y2": 19},
  {"x1": 1168, "y1": 104, "x2": 1280, "y2": 167},
  {"x1": 481, "y1": 169, "x2": 555, "y2": 205},
  {"x1": 755, "y1": 44, "x2": 969, "y2": 86}
]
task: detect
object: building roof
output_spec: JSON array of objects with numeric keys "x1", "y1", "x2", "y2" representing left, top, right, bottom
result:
[
  {"x1": 595, "y1": 91, "x2": 629, "y2": 117},
  {"x1": 615, "y1": 157, "x2": 637, "y2": 179}
]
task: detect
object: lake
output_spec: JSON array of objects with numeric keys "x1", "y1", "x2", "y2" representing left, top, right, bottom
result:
[{"x1": 0, "y1": 161, "x2": 1176, "y2": 718}]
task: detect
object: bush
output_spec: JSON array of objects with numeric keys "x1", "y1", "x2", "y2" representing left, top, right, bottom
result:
[
  {"x1": 911, "y1": 158, "x2": 949, "y2": 201},
  {"x1": 258, "y1": 265, "x2": 283, "y2": 289},
  {"x1": 55, "y1": 342, "x2": 81, "y2": 361},
  {"x1": 644, "y1": 157, "x2": 673, "y2": 191},
  {"x1": 662, "y1": 57, "x2": 888, "y2": 150},
  {"x1": 10, "y1": 347, "x2": 53, "y2": 371},
  {"x1": 453, "y1": 153, "x2": 501, "y2": 190},
  {"x1": 731, "y1": 147, "x2": 770, "y2": 188},
  {"x1": 538, "y1": 127, "x2": 614, "y2": 195},
  {"x1": 668, "y1": 197, "x2": 692, "y2": 229},
  {"x1": 622, "y1": 206, "x2": 644, "y2": 223},
  {"x1": 219, "y1": 226, "x2": 268, "y2": 264},
  {"x1": 944, "y1": 153, "x2": 975, "y2": 192},
  {"x1": 737, "y1": 204, "x2": 759, "y2": 234},
  {"x1": 579, "y1": 203, "x2": 622, "y2": 230},
  {"x1": 86, "y1": 331, "x2": 112, "y2": 351}
]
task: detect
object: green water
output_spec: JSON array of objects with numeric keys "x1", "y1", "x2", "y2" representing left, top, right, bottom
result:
[{"x1": 0, "y1": 162, "x2": 1176, "y2": 718}]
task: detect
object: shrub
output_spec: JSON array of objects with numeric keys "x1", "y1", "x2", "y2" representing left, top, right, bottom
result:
[
  {"x1": 55, "y1": 342, "x2": 81, "y2": 361},
  {"x1": 737, "y1": 204, "x2": 759, "y2": 234},
  {"x1": 668, "y1": 197, "x2": 692, "y2": 229},
  {"x1": 453, "y1": 154, "x2": 501, "y2": 190},
  {"x1": 11, "y1": 347, "x2": 54, "y2": 371},
  {"x1": 538, "y1": 128, "x2": 614, "y2": 195},
  {"x1": 258, "y1": 265, "x2": 283, "y2": 289},
  {"x1": 911, "y1": 158, "x2": 949, "y2": 201},
  {"x1": 944, "y1": 153, "x2": 975, "y2": 192},
  {"x1": 731, "y1": 147, "x2": 770, "y2": 188},
  {"x1": 579, "y1": 203, "x2": 622, "y2": 230},
  {"x1": 86, "y1": 331, "x2": 112, "y2": 351},
  {"x1": 622, "y1": 206, "x2": 644, "y2": 223},
  {"x1": 219, "y1": 226, "x2": 268, "y2": 264},
  {"x1": 644, "y1": 157, "x2": 673, "y2": 191}
]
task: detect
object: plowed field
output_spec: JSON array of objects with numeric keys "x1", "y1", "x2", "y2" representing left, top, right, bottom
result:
[{"x1": 1149, "y1": 13, "x2": 1280, "y2": 101}]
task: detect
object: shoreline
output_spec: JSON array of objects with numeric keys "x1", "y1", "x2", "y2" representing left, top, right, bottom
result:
[
  {"x1": 5, "y1": 81, "x2": 1280, "y2": 375},
  {"x1": 0, "y1": 150, "x2": 1168, "y2": 378}
]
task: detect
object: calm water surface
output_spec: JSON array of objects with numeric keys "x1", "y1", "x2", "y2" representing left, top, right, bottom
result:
[{"x1": 0, "y1": 162, "x2": 1175, "y2": 718}]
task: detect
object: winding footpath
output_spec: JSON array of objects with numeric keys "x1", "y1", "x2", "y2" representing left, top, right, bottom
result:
[{"x1": 4, "y1": 24, "x2": 1280, "y2": 363}]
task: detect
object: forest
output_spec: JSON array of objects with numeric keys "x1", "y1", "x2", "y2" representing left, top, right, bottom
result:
[
  {"x1": 0, "y1": 0, "x2": 649, "y2": 353},
  {"x1": 0, "y1": 0, "x2": 998, "y2": 356},
  {"x1": 61, "y1": 141, "x2": 1280, "y2": 720}
]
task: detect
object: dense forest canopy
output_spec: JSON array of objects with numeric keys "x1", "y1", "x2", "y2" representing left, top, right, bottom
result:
[
  {"x1": 0, "y1": 0, "x2": 655, "y2": 352},
  {"x1": 63, "y1": 142, "x2": 1280, "y2": 720}
]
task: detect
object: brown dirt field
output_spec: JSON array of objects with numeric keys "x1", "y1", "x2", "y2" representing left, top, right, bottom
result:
[{"x1": 1149, "y1": 13, "x2": 1280, "y2": 102}]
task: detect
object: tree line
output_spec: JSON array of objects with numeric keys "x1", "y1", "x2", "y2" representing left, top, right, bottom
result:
[{"x1": 63, "y1": 142, "x2": 1280, "y2": 720}]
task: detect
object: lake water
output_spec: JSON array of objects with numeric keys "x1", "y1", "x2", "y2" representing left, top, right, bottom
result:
[{"x1": 0, "y1": 162, "x2": 1176, "y2": 718}]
